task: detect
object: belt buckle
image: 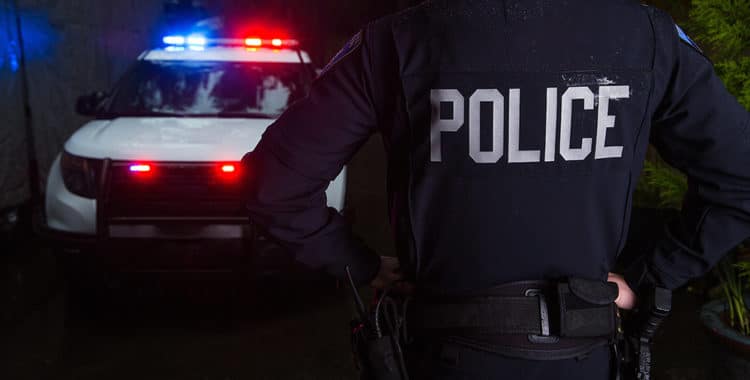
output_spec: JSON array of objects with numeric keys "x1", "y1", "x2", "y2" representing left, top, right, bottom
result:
[{"x1": 525, "y1": 289, "x2": 559, "y2": 344}]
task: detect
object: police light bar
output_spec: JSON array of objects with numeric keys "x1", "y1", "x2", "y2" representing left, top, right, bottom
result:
[
  {"x1": 163, "y1": 35, "x2": 186, "y2": 45},
  {"x1": 187, "y1": 35, "x2": 207, "y2": 46},
  {"x1": 244, "y1": 37, "x2": 262, "y2": 47},
  {"x1": 163, "y1": 34, "x2": 207, "y2": 46},
  {"x1": 162, "y1": 34, "x2": 299, "y2": 49},
  {"x1": 244, "y1": 38, "x2": 299, "y2": 48}
]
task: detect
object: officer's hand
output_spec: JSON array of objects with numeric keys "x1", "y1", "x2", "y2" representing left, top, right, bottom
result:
[
  {"x1": 370, "y1": 256, "x2": 412, "y2": 293},
  {"x1": 608, "y1": 273, "x2": 637, "y2": 310}
]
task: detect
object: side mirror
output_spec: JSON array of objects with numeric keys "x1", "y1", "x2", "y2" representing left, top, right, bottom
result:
[{"x1": 75, "y1": 91, "x2": 108, "y2": 116}]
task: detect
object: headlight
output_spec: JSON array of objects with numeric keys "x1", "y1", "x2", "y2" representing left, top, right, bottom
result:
[{"x1": 60, "y1": 152, "x2": 102, "y2": 199}]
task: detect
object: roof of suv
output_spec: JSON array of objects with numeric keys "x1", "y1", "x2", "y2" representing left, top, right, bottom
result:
[{"x1": 141, "y1": 46, "x2": 312, "y2": 63}]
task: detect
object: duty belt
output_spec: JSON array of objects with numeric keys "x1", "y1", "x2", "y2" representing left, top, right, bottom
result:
[{"x1": 409, "y1": 279, "x2": 621, "y2": 361}]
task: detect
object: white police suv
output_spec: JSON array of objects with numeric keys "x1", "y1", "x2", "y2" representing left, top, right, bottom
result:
[{"x1": 44, "y1": 34, "x2": 346, "y2": 274}]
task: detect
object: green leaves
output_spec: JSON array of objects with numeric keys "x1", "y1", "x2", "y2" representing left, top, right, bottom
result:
[
  {"x1": 691, "y1": 0, "x2": 750, "y2": 59},
  {"x1": 718, "y1": 256, "x2": 750, "y2": 335},
  {"x1": 691, "y1": 0, "x2": 750, "y2": 111},
  {"x1": 634, "y1": 159, "x2": 688, "y2": 210},
  {"x1": 715, "y1": 57, "x2": 750, "y2": 110}
]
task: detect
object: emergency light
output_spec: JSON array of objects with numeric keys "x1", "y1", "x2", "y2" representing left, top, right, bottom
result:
[
  {"x1": 162, "y1": 33, "x2": 299, "y2": 49},
  {"x1": 163, "y1": 35, "x2": 186, "y2": 45},
  {"x1": 162, "y1": 34, "x2": 207, "y2": 47},
  {"x1": 129, "y1": 164, "x2": 152, "y2": 173},
  {"x1": 244, "y1": 37, "x2": 262, "y2": 47},
  {"x1": 187, "y1": 35, "x2": 207, "y2": 46},
  {"x1": 244, "y1": 37, "x2": 299, "y2": 48}
]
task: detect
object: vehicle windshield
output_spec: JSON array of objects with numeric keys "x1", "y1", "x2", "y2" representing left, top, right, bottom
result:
[{"x1": 108, "y1": 61, "x2": 308, "y2": 118}]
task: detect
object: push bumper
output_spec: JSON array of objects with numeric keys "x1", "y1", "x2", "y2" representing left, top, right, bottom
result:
[{"x1": 39, "y1": 220, "x2": 292, "y2": 274}]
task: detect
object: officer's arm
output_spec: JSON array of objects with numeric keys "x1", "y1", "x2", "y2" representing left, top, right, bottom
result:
[
  {"x1": 628, "y1": 21, "x2": 750, "y2": 291},
  {"x1": 242, "y1": 30, "x2": 382, "y2": 286}
]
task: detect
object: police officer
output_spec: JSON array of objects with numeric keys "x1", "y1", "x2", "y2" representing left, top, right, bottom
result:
[{"x1": 242, "y1": 0, "x2": 750, "y2": 378}]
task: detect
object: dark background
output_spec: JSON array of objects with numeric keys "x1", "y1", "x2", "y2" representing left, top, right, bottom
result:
[{"x1": 1, "y1": 1, "x2": 722, "y2": 379}]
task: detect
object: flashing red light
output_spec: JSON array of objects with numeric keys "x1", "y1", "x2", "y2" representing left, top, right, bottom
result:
[
  {"x1": 217, "y1": 163, "x2": 240, "y2": 182},
  {"x1": 245, "y1": 38, "x2": 262, "y2": 47},
  {"x1": 244, "y1": 37, "x2": 299, "y2": 48},
  {"x1": 129, "y1": 164, "x2": 152, "y2": 173}
]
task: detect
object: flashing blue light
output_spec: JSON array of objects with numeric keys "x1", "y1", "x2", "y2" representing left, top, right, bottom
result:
[
  {"x1": 188, "y1": 45, "x2": 205, "y2": 51},
  {"x1": 165, "y1": 46, "x2": 185, "y2": 52},
  {"x1": 187, "y1": 35, "x2": 207, "y2": 46},
  {"x1": 163, "y1": 35, "x2": 186, "y2": 45},
  {"x1": 9, "y1": 54, "x2": 20, "y2": 72},
  {"x1": 8, "y1": 41, "x2": 20, "y2": 72}
]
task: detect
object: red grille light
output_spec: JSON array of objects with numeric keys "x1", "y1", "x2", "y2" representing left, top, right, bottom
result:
[
  {"x1": 217, "y1": 163, "x2": 240, "y2": 182},
  {"x1": 129, "y1": 164, "x2": 152, "y2": 173}
]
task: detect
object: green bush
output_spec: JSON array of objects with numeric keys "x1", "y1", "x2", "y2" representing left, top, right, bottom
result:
[
  {"x1": 635, "y1": 160, "x2": 688, "y2": 210},
  {"x1": 691, "y1": 0, "x2": 750, "y2": 109}
]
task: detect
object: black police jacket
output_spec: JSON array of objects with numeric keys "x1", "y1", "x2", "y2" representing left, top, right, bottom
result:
[{"x1": 242, "y1": 0, "x2": 750, "y2": 292}]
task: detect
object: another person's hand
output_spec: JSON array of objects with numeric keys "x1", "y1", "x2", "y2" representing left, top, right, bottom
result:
[
  {"x1": 370, "y1": 256, "x2": 413, "y2": 293},
  {"x1": 608, "y1": 272, "x2": 637, "y2": 310}
]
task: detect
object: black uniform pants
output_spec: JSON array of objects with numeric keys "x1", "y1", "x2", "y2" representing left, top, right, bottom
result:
[{"x1": 407, "y1": 339, "x2": 611, "y2": 380}]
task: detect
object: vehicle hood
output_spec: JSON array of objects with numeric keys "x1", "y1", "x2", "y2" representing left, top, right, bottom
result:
[{"x1": 64, "y1": 117, "x2": 274, "y2": 162}]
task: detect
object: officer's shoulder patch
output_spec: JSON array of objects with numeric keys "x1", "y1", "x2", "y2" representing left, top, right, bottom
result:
[
  {"x1": 320, "y1": 31, "x2": 363, "y2": 75},
  {"x1": 675, "y1": 25, "x2": 704, "y2": 55}
]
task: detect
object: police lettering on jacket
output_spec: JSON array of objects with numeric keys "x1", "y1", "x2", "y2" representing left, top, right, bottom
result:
[{"x1": 430, "y1": 86, "x2": 630, "y2": 163}]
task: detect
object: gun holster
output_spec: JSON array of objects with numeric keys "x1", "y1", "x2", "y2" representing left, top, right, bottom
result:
[
  {"x1": 352, "y1": 323, "x2": 408, "y2": 380},
  {"x1": 617, "y1": 286, "x2": 672, "y2": 380},
  {"x1": 346, "y1": 267, "x2": 410, "y2": 380}
]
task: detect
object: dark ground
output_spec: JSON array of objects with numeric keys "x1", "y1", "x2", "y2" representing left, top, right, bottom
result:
[{"x1": 2, "y1": 138, "x2": 724, "y2": 379}]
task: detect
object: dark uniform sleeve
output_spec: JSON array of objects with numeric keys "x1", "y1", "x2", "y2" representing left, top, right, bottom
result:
[
  {"x1": 241, "y1": 29, "x2": 382, "y2": 286},
  {"x1": 628, "y1": 15, "x2": 750, "y2": 291}
]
